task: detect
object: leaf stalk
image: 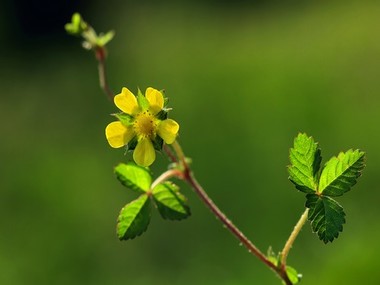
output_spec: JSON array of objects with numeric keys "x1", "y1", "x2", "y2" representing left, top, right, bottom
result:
[{"x1": 280, "y1": 208, "x2": 309, "y2": 272}]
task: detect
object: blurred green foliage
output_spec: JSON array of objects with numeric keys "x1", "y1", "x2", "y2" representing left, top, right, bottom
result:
[{"x1": 1, "y1": 1, "x2": 380, "y2": 284}]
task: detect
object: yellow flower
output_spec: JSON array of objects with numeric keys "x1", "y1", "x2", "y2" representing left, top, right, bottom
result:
[{"x1": 105, "y1": 87, "x2": 179, "y2": 166}]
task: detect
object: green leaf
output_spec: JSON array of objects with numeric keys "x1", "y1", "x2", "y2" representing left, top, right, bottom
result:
[
  {"x1": 65, "y1": 13, "x2": 87, "y2": 35},
  {"x1": 288, "y1": 133, "x2": 322, "y2": 193},
  {"x1": 152, "y1": 182, "x2": 191, "y2": 220},
  {"x1": 266, "y1": 248, "x2": 301, "y2": 285},
  {"x1": 117, "y1": 194, "x2": 151, "y2": 240},
  {"x1": 115, "y1": 163, "x2": 152, "y2": 193},
  {"x1": 306, "y1": 194, "x2": 346, "y2": 243},
  {"x1": 96, "y1": 30, "x2": 115, "y2": 46},
  {"x1": 318, "y1": 149, "x2": 365, "y2": 196},
  {"x1": 285, "y1": 266, "x2": 301, "y2": 284}
]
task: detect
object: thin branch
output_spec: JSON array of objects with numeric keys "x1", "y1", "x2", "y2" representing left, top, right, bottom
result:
[
  {"x1": 185, "y1": 170, "x2": 274, "y2": 267},
  {"x1": 170, "y1": 140, "x2": 293, "y2": 284},
  {"x1": 163, "y1": 144, "x2": 178, "y2": 163},
  {"x1": 280, "y1": 208, "x2": 309, "y2": 271},
  {"x1": 95, "y1": 47, "x2": 114, "y2": 100},
  {"x1": 151, "y1": 169, "x2": 183, "y2": 189}
]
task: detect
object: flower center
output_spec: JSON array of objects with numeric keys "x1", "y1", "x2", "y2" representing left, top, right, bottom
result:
[{"x1": 134, "y1": 111, "x2": 157, "y2": 138}]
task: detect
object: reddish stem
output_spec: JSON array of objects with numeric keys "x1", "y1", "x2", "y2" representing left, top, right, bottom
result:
[
  {"x1": 169, "y1": 141, "x2": 293, "y2": 284},
  {"x1": 95, "y1": 47, "x2": 114, "y2": 100}
]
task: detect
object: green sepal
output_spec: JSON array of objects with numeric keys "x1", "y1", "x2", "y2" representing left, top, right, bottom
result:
[
  {"x1": 114, "y1": 163, "x2": 152, "y2": 193},
  {"x1": 152, "y1": 182, "x2": 191, "y2": 220},
  {"x1": 288, "y1": 133, "x2": 321, "y2": 193},
  {"x1": 152, "y1": 135, "x2": 164, "y2": 151},
  {"x1": 137, "y1": 88, "x2": 150, "y2": 110},
  {"x1": 96, "y1": 30, "x2": 115, "y2": 47},
  {"x1": 113, "y1": 112, "x2": 134, "y2": 126},
  {"x1": 126, "y1": 137, "x2": 138, "y2": 152},
  {"x1": 155, "y1": 109, "x2": 168, "y2": 121},
  {"x1": 306, "y1": 194, "x2": 346, "y2": 243},
  {"x1": 318, "y1": 149, "x2": 365, "y2": 196},
  {"x1": 117, "y1": 194, "x2": 151, "y2": 240},
  {"x1": 163, "y1": 96, "x2": 169, "y2": 108},
  {"x1": 65, "y1": 13, "x2": 87, "y2": 35}
]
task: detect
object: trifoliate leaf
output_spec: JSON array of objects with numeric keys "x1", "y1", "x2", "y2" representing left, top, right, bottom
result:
[
  {"x1": 117, "y1": 194, "x2": 151, "y2": 240},
  {"x1": 306, "y1": 194, "x2": 345, "y2": 243},
  {"x1": 318, "y1": 149, "x2": 365, "y2": 196},
  {"x1": 288, "y1": 133, "x2": 322, "y2": 193},
  {"x1": 152, "y1": 182, "x2": 191, "y2": 220},
  {"x1": 115, "y1": 163, "x2": 152, "y2": 193}
]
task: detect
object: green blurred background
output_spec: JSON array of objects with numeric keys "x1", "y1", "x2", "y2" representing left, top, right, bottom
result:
[{"x1": 1, "y1": 0, "x2": 379, "y2": 284}]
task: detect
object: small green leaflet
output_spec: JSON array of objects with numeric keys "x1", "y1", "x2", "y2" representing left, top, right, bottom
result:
[
  {"x1": 288, "y1": 133, "x2": 365, "y2": 243},
  {"x1": 115, "y1": 163, "x2": 151, "y2": 193},
  {"x1": 284, "y1": 266, "x2": 302, "y2": 285},
  {"x1": 267, "y1": 249, "x2": 301, "y2": 285},
  {"x1": 117, "y1": 194, "x2": 151, "y2": 240},
  {"x1": 152, "y1": 182, "x2": 191, "y2": 220},
  {"x1": 305, "y1": 194, "x2": 346, "y2": 243},
  {"x1": 318, "y1": 149, "x2": 365, "y2": 196},
  {"x1": 288, "y1": 133, "x2": 321, "y2": 193},
  {"x1": 64, "y1": 13, "x2": 87, "y2": 35},
  {"x1": 96, "y1": 30, "x2": 115, "y2": 47}
]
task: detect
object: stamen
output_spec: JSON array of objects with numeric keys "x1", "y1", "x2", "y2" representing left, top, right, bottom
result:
[{"x1": 134, "y1": 111, "x2": 157, "y2": 138}]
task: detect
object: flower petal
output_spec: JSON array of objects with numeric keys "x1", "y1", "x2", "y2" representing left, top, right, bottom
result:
[
  {"x1": 114, "y1": 87, "x2": 139, "y2": 114},
  {"x1": 105, "y1": 121, "x2": 134, "y2": 148},
  {"x1": 133, "y1": 138, "x2": 156, "y2": 167},
  {"x1": 157, "y1": 119, "x2": 179, "y2": 144},
  {"x1": 145, "y1": 87, "x2": 164, "y2": 115}
]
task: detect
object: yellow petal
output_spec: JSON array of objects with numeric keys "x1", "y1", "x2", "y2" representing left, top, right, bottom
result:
[
  {"x1": 114, "y1": 87, "x2": 139, "y2": 114},
  {"x1": 145, "y1": 87, "x2": 164, "y2": 115},
  {"x1": 157, "y1": 119, "x2": 179, "y2": 144},
  {"x1": 105, "y1": 121, "x2": 134, "y2": 148},
  {"x1": 133, "y1": 138, "x2": 156, "y2": 167}
]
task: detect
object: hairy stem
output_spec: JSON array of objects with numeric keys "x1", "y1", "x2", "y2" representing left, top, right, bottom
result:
[
  {"x1": 95, "y1": 47, "x2": 114, "y2": 100},
  {"x1": 280, "y1": 208, "x2": 309, "y2": 271},
  {"x1": 171, "y1": 140, "x2": 293, "y2": 285},
  {"x1": 151, "y1": 169, "x2": 183, "y2": 189}
]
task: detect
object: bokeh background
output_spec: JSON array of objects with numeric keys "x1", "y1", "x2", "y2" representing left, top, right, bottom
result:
[{"x1": 1, "y1": 0, "x2": 379, "y2": 284}]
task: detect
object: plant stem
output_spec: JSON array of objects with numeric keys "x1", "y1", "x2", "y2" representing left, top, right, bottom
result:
[
  {"x1": 184, "y1": 170, "x2": 274, "y2": 268},
  {"x1": 95, "y1": 47, "x2": 114, "y2": 100},
  {"x1": 151, "y1": 169, "x2": 183, "y2": 189},
  {"x1": 280, "y1": 208, "x2": 309, "y2": 271},
  {"x1": 171, "y1": 140, "x2": 186, "y2": 165},
  {"x1": 163, "y1": 144, "x2": 178, "y2": 163},
  {"x1": 171, "y1": 139, "x2": 293, "y2": 285}
]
